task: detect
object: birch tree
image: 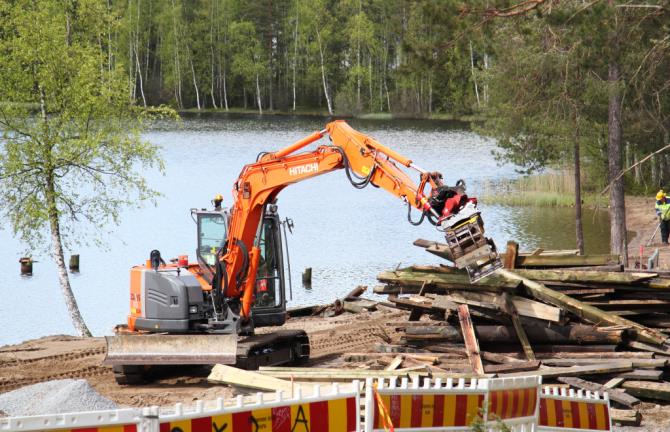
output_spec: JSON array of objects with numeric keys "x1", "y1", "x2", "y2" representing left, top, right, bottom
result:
[{"x1": 0, "y1": 0, "x2": 170, "y2": 337}]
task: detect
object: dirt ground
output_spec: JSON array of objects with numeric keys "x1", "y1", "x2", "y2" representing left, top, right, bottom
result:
[{"x1": 0, "y1": 308, "x2": 406, "y2": 408}]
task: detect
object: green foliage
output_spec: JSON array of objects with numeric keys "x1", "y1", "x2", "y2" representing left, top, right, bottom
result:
[{"x1": 0, "y1": 0, "x2": 172, "y2": 251}]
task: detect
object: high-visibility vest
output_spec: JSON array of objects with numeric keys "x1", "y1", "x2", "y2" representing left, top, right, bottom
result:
[{"x1": 657, "y1": 201, "x2": 670, "y2": 221}]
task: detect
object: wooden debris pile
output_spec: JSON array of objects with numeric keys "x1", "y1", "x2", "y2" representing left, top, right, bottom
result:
[{"x1": 369, "y1": 239, "x2": 670, "y2": 426}]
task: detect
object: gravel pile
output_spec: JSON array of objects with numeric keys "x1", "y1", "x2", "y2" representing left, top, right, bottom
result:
[{"x1": 0, "y1": 379, "x2": 117, "y2": 416}]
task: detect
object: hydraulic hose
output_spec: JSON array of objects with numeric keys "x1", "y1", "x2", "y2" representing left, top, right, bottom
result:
[
  {"x1": 331, "y1": 146, "x2": 376, "y2": 189},
  {"x1": 407, "y1": 204, "x2": 426, "y2": 226}
]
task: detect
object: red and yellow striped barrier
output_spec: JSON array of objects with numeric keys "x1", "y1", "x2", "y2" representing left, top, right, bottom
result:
[
  {"x1": 159, "y1": 397, "x2": 358, "y2": 432},
  {"x1": 365, "y1": 377, "x2": 489, "y2": 431},
  {"x1": 487, "y1": 387, "x2": 538, "y2": 421},
  {"x1": 538, "y1": 388, "x2": 611, "y2": 431}
]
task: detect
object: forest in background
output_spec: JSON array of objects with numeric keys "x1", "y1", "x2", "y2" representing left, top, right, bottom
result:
[
  {"x1": 107, "y1": 1, "x2": 669, "y2": 193},
  {"x1": 2, "y1": 0, "x2": 670, "y2": 259},
  {"x1": 112, "y1": 0, "x2": 488, "y2": 116}
]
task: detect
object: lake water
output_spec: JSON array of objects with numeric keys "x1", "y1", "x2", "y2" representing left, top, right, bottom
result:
[{"x1": 0, "y1": 114, "x2": 610, "y2": 345}]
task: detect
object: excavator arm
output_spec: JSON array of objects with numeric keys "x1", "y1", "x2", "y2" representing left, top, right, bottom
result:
[{"x1": 217, "y1": 120, "x2": 499, "y2": 320}]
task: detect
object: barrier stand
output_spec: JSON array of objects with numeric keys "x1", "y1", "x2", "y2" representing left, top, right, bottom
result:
[
  {"x1": 0, "y1": 407, "x2": 152, "y2": 432},
  {"x1": 364, "y1": 376, "x2": 489, "y2": 432},
  {"x1": 485, "y1": 376, "x2": 541, "y2": 432},
  {"x1": 538, "y1": 387, "x2": 611, "y2": 431},
  {"x1": 158, "y1": 381, "x2": 360, "y2": 432}
]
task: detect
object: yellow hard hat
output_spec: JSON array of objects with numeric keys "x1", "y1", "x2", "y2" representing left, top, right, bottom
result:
[
  {"x1": 657, "y1": 190, "x2": 666, "y2": 200},
  {"x1": 214, "y1": 193, "x2": 223, "y2": 201}
]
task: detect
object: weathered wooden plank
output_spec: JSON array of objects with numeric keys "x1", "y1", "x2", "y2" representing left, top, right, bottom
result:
[
  {"x1": 458, "y1": 304, "x2": 485, "y2": 375},
  {"x1": 403, "y1": 324, "x2": 625, "y2": 345},
  {"x1": 385, "y1": 355, "x2": 404, "y2": 371},
  {"x1": 377, "y1": 270, "x2": 519, "y2": 291},
  {"x1": 622, "y1": 381, "x2": 670, "y2": 401},
  {"x1": 434, "y1": 291, "x2": 562, "y2": 323},
  {"x1": 540, "y1": 358, "x2": 666, "y2": 368},
  {"x1": 603, "y1": 378, "x2": 625, "y2": 389},
  {"x1": 484, "y1": 360, "x2": 540, "y2": 374},
  {"x1": 609, "y1": 409, "x2": 641, "y2": 427},
  {"x1": 514, "y1": 269, "x2": 655, "y2": 284},
  {"x1": 208, "y1": 364, "x2": 312, "y2": 393},
  {"x1": 501, "y1": 361, "x2": 633, "y2": 379},
  {"x1": 497, "y1": 269, "x2": 668, "y2": 346},
  {"x1": 557, "y1": 376, "x2": 640, "y2": 408},
  {"x1": 617, "y1": 369, "x2": 664, "y2": 381},
  {"x1": 626, "y1": 340, "x2": 670, "y2": 355},
  {"x1": 535, "y1": 351, "x2": 652, "y2": 359},
  {"x1": 515, "y1": 254, "x2": 620, "y2": 268}
]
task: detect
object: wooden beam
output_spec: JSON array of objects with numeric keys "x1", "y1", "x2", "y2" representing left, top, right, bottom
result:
[
  {"x1": 609, "y1": 409, "x2": 641, "y2": 427},
  {"x1": 622, "y1": 381, "x2": 670, "y2": 401},
  {"x1": 458, "y1": 304, "x2": 485, "y2": 375},
  {"x1": 497, "y1": 269, "x2": 667, "y2": 346},
  {"x1": 603, "y1": 378, "x2": 625, "y2": 389},
  {"x1": 434, "y1": 290, "x2": 562, "y2": 323},
  {"x1": 557, "y1": 377, "x2": 640, "y2": 408},
  {"x1": 501, "y1": 361, "x2": 633, "y2": 379},
  {"x1": 484, "y1": 360, "x2": 540, "y2": 374},
  {"x1": 617, "y1": 369, "x2": 664, "y2": 381},
  {"x1": 504, "y1": 241, "x2": 518, "y2": 269},
  {"x1": 514, "y1": 254, "x2": 620, "y2": 267},
  {"x1": 513, "y1": 269, "x2": 656, "y2": 284},
  {"x1": 208, "y1": 364, "x2": 312, "y2": 393},
  {"x1": 385, "y1": 355, "x2": 404, "y2": 371},
  {"x1": 503, "y1": 292, "x2": 535, "y2": 360}
]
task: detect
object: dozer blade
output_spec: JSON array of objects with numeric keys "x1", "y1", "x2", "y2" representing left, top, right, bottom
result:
[{"x1": 104, "y1": 334, "x2": 238, "y2": 366}]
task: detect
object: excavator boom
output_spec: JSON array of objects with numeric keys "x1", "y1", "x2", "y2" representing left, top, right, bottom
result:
[{"x1": 105, "y1": 121, "x2": 500, "y2": 379}]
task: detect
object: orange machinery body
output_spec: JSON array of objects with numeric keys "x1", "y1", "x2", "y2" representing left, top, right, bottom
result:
[{"x1": 216, "y1": 120, "x2": 446, "y2": 320}]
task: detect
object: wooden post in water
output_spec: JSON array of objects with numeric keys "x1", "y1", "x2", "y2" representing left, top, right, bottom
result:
[
  {"x1": 19, "y1": 257, "x2": 33, "y2": 276},
  {"x1": 302, "y1": 267, "x2": 312, "y2": 286},
  {"x1": 69, "y1": 254, "x2": 80, "y2": 273}
]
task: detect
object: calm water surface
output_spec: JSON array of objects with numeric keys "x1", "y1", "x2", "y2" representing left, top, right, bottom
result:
[{"x1": 0, "y1": 114, "x2": 610, "y2": 345}]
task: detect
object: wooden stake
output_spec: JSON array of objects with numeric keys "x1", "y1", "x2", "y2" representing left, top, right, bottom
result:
[
  {"x1": 504, "y1": 241, "x2": 518, "y2": 269},
  {"x1": 503, "y1": 292, "x2": 535, "y2": 360},
  {"x1": 457, "y1": 304, "x2": 484, "y2": 375}
]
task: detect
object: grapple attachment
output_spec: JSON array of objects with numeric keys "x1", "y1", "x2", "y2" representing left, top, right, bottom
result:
[
  {"x1": 103, "y1": 334, "x2": 238, "y2": 366},
  {"x1": 441, "y1": 204, "x2": 503, "y2": 283}
]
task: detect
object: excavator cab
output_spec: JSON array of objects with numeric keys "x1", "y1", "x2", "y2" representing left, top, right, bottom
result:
[{"x1": 191, "y1": 204, "x2": 288, "y2": 327}]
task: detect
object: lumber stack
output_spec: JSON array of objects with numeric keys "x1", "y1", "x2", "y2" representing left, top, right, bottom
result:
[{"x1": 370, "y1": 239, "x2": 670, "y2": 424}]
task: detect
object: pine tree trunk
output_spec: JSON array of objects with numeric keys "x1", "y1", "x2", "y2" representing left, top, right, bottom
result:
[
  {"x1": 316, "y1": 28, "x2": 333, "y2": 115},
  {"x1": 470, "y1": 40, "x2": 480, "y2": 108},
  {"x1": 256, "y1": 72, "x2": 263, "y2": 114},
  {"x1": 574, "y1": 135, "x2": 584, "y2": 255},
  {"x1": 608, "y1": 61, "x2": 627, "y2": 264},
  {"x1": 292, "y1": 12, "x2": 298, "y2": 111}
]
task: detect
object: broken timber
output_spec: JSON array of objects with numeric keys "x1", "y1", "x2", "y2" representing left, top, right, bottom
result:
[
  {"x1": 457, "y1": 304, "x2": 485, "y2": 375},
  {"x1": 497, "y1": 268, "x2": 668, "y2": 346}
]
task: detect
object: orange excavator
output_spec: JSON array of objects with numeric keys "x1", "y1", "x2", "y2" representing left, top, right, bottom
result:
[{"x1": 104, "y1": 120, "x2": 501, "y2": 383}]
